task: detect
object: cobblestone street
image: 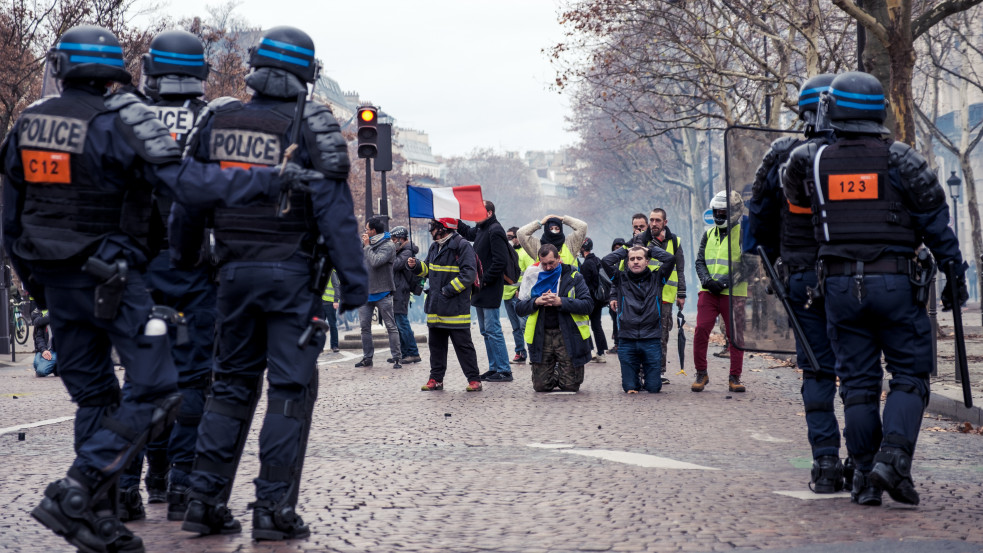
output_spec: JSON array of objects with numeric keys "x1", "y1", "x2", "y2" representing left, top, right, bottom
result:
[{"x1": 2, "y1": 323, "x2": 982, "y2": 553}]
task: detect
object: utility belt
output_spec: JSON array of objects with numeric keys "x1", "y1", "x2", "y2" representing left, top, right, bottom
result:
[{"x1": 818, "y1": 253, "x2": 934, "y2": 304}]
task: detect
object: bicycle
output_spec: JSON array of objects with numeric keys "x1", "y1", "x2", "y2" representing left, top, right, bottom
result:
[{"x1": 10, "y1": 299, "x2": 30, "y2": 346}]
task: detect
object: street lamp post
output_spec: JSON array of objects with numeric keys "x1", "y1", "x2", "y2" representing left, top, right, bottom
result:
[{"x1": 947, "y1": 171, "x2": 961, "y2": 242}]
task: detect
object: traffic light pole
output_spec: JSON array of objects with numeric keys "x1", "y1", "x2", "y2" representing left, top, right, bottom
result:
[{"x1": 365, "y1": 157, "x2": 373, "y2": 221}]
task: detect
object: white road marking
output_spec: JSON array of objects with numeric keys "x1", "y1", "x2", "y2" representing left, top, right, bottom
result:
[
  {"x1": 750, "y1": 432, "x2": 792, "y2": 443},
  {"x1": 561, "y1": 448, "x2": 719, "y2": 470},
  {"x1": 318, "y1": 351, "x2": 360, "y2": 365},
  {"x1": 527, "y1": 443, "x2": 574, "y2": 449},
  {"x1": 0, "y1": 416, "x2": 74, "y2": 436},
  {"x1": 773, "y1": 490, "x2": 852, "y2": 500}
]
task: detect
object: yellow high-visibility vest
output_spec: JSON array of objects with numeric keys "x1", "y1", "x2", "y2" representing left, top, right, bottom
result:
[
  {"x1": 701, "y1": 224, "x2": 747, "y2": 297},
  {"x1": 524, "y1": 272, "x2": 591, "y2": 344}
]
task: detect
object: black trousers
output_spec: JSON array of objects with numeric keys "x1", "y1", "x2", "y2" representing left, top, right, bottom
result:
[
  {"x1": 428, "y1": 326, "x2": 480, "y2": 383},
  {"x1": 589, "y1": 303, "x2": 608, "y2": 353}
]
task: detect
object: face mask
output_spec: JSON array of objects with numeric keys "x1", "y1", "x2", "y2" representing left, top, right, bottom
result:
[{"x1": 551, "y1": 229, "x2": 561, "y2": 234}]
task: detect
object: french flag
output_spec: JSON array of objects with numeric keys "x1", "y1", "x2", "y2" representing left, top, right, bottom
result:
[{"x1": 407, "y1": 185, "x2": 486, "y2": 221}]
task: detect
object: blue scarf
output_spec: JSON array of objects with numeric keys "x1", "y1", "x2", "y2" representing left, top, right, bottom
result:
[{"x1": 531, "y1": 265, "x2": 562, "y2": 298}]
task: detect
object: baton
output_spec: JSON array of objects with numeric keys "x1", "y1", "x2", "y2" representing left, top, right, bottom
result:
[
  {"x1": 756, "y1": 246, "x2": 821, "y2": 374},
  {"x1": 944, "y1": 261, "x2": 972, "y2": 408},
  {"x1": 277, "y1": 91, "x2": 307, "y2": 217}
]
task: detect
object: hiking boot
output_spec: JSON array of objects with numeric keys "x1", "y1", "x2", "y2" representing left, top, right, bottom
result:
[
  {"x1": 421, "y1": 379, "x2": 443, "y2": 391},
  {"x1": 32, "y1": 478, "x2": 145, "y2": 553},
  {"x1": 466, "y1": 381, "x2": 483, "y2": 392},
  {"x1": 811, "y1": 455, "x2": 845, "y2": 494},
  {"x1": 850, "y1": 470, "x2": 883, "y2": 506},
  {"x1": 728, "y1": 375, "x2": 746, "y2": 392},
  {"x1": 118, "y1": 485, "x2": 146, "y2": 522},
  {"x1": 511, "y1": 352, "x2": 527, "y2": 364},
  {"x1": 691, "y1": 371, "x2": 709, "y2": 392},
  {"x1": 166, "y1": 484, "x2": 190, "y2": 522},
  {"x1": 354, "y1": 358, "x2": 372, "y2": 368},
  {"x1": 484, "y1": 371, "x2": 513, "y2": 382},
  {"x1": 144, "y1": 470, "x2": 168, "y2": 504},
  {"x1": 182, "y1": 499, "x2": 242, "y2": 535},
  {"x1": 403, "y1": 355, "x2": 422, "y2": 363},
  {"x1": 869, "y1": 449, "x2": 920, "y2": 505},
  {"x1": 479, "y1": 370, "x2": 495, "y2": 381},
  {"x1": 251, "y1": 500, "x2": 310, "y2": 541}
]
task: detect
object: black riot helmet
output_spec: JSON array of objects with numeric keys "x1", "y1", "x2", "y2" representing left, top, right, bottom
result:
[
  {"x1": 142, "y1": 30, "x2": 208, "y2": 80},
  {"x1": 826, "y1": 71, "x2": 890, "y2": 135},
  {"x1": 48, "y1": 25, "x2": 132, "y2": 84},
  {"x1": 798, "y1": 73, "x2": 835, "y2": 134},
  {"x1": 248, "y1": 26, "x2": 319, "y2": 83}
]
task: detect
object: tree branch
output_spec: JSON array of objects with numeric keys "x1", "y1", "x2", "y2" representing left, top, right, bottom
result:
[
  {"x1": 913, "y1": 0, "x2": 983, "y2": 40},
  {"x1": 830, "y1": 0, "x2": 889, "y2": 46}
]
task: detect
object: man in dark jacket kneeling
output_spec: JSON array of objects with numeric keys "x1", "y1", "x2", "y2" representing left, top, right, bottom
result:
[
  {"x1": 515, "y1": 244, "x2": 594, "y2": 392},
  {"x1": 602, "y1": 244, "x2": 675, "y2": 393}
]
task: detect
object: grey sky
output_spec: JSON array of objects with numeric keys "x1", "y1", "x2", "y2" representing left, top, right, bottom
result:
[{"x1": 144, "y1": 0, "x2": 578, "y2": 158}]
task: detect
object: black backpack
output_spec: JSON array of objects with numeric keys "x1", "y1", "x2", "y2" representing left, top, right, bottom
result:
[
  {"x1": 503, "y1": 245, "x2": 521, "y2": 285},
  {"x1": 592, "y1": 266, "x2": 612, "y2": 302}
]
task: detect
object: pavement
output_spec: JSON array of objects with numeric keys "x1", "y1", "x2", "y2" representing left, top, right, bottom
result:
[{"x1": 1, "y1": 317, "x2": 982, "y2": 553}]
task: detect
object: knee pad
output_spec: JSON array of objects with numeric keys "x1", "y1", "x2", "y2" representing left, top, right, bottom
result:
[
  {"x1": 839, "y1": 388, "x2": 880, "y2": 410},
  {"x1": 888, "y1": 377, "x2": 929, "y2": 408}
]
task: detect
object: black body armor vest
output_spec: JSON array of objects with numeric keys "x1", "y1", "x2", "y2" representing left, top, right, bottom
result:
[
  {"x1": 812, "y1": 137, "x2": 917, "y2": 251},
  {"x1": 208, "y1": 101, "x2": 314, "y2": 263},
  {"x1": 14, "y1": 94, "x2": 155, "y2": 262}
]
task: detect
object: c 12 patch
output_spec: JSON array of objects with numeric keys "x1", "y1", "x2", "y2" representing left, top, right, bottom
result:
[{"x1": 21, "y1": 150, "x2": 71, "y2": 184}]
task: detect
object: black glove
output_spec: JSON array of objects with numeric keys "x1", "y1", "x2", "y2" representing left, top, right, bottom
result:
[
  {"x1": 440, "y1": 284, "x2": 455, "y2": 298},
  {"x1": 941, "y1": 276, "x2": 969, "y2": 312},
  {"x1": 718, "y1": 276, "x2": 731, "y2": 289},
  {"x1": 704, "y1": 279, "x2": 724, "y2": 294},
  {"x1": 630, "y1": 229, "x2": 650, "y2": 246},
  {"x1": 275, "y1": 161, "x2": 324, "y2": 193}
]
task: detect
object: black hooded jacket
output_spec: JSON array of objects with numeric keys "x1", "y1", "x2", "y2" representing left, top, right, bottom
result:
[{"x1": 458, "y1": 214, "x2": 510, "y2": 308}]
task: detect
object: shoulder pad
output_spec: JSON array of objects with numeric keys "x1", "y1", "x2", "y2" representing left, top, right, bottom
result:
[
  {"x1": 889, "y1": 141, "x2": 945, "y2": 210},
  {"x1": 206, "y1": 96, "x2": 243, "y2": 113},
  {"x1": 181, "y1": 97, "x2": 241, "y2": 160},
  {"x1": 303, "y1": 100, "x2": 350, "y2": 180},
  {"x1": 753, "y1": 137, "x2": 801, "y2": 197},
  {"x1": 110, "y1": 93, "x2": 180, "y2": 164}
]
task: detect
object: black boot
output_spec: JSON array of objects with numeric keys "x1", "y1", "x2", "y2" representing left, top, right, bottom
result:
[
  {"x1": 251, "y1": 500, "x2": 310, "y2": 541},
  {"x1": 842, "y1": 457, "x2": 856, "y2": 494},
  {"x1": 869, "y1": 448, "x2": 920, "y2": 505},
  {"x1": 166, "y1": 483, "x2": 190, "y2": 522},
  {"x1": 117, "y1": 485, "x2": 145, "y2": 522},
  {"x1": 850, "y1": 469, "x2": 883, "y2": 506},
  {"x1": 810, "y1": 455, "x2": 845, "y2": 494},
  {"x1": 182, "y1": 498, "x2": 242, "y2": 535},
  {"x1": 32, "y1": 478, "x2": 146, "y2": 553},
  {"x1": 144, "y1": 470, "x2": 168, "y2": 504}
]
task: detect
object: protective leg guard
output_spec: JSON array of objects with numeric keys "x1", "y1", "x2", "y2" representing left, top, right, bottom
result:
[
  {"x1": 116, "y1": 485, "x2": 145, "y2": 522},
  {"x1": 250, "y1": 500, "x2": 310, "y2": 541},
  {"x1": 31, "y1": 478, "x2": 145, "y2": 553},
  {"x1": 842, "y1": 457, "x2": 856, "y2": 494},
  {"x1": 181, "y1": 494, "x2": 242, "y2": 535},
  {"x1": 166, "y1": 483, "x2": 190, "y2": 522},
  {"x1": 869, "y1": 448, "x2": 919, "y2": 505},
  {"x1": 850, "y1": 470, "x2": 883, "y2": 507},
  {"x1": 809, "y1": 455, "x2": 845, "y2": 494}
]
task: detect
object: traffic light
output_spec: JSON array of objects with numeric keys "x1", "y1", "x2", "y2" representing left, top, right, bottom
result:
[{"x1": 357, "y1": 105, "x2": 378, "y2": 158}]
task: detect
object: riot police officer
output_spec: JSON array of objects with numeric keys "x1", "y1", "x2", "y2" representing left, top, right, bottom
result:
[
  {"x1": 176, "y1": 26, "x2": 367, "y2": 540},
  {"x1": 783, "y1": 71, "x2": 967, "y2": 506},
  {"x1": 0, "y1": 25, "x2": 303, "y2": 553},
  {"x1": 117, "y1": 30, "x2": 218, "y2": 523},
  {"x1": 748, "y1": 74, "x2": 849, "y2": 493}
]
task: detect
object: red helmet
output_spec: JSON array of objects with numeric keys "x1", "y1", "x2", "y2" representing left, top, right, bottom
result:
[{"x1": 435, "y1": 217, "x2": 458, "y2": 230}]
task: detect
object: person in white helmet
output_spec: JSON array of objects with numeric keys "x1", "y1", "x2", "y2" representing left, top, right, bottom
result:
[{"x1": 692, "y1": 190, "x2": 747, "y2": 393}]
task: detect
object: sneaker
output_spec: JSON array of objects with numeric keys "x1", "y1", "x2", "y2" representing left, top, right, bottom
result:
[
  {"x1": 421, "y1": 379, "x2": 443, "y2": 391},
  {"x1": 331, "y1": 347, "x2": 340, "y2": 353},
  {"x1": 592, "y1": 354, "x2": 606, "y2": 363},
  {"x1": 182, "y1": 498, "x2": 242, "y2": 535},
  {"x1": 661, "y1": 377, "x2": 670, "y2": 385},
  {"x1": 251, "y1": 500, "x2": 310, "y2": 541},
  {"x1": 118, "y1": 484, "x2": 146, "y2": 522},
  {"x1": 483, "y1": 371, "x2": 514, "y2": 382},
  {"x1": 478, "y1": 370, "x2": 496, "y2": 381},
  {"x1": 354, "y1": 358, "x2": 372, "y2": 368},
  {"x1": 728, "y1": 375, "x2": 746, "y2": 392},
  {"x1": 403, "y1": 355, "x2": 422, "y2": 363},
  {"x1": 466, "y1": 381, "x2": 483, "y2": 392},
  {"x1": 511, "y1": 352, "x2": 527, "y2": 364},
  {"x1": 691, "y1": 371, "x2": 709, "y2": 392}
]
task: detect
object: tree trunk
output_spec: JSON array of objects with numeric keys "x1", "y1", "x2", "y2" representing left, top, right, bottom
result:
[
  {"x1": 960, "y1": 154, "x2": 983, "y2": 306},
  {"x1": 886, "y1": 0, "x2": 916, "y2": 146}
]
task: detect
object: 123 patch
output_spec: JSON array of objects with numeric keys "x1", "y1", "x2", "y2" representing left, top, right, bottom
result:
[
  {"x1": 21, "y1": 150, "x2": 70, "y2": 184},
  {"x1": 828, "y1": 173, "x2": 878, "y2": 201}
]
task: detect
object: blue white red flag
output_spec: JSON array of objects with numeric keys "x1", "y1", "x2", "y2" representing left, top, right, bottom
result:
[{"x1": 407, "y1": 184, "x2": 486, "y2": 221}]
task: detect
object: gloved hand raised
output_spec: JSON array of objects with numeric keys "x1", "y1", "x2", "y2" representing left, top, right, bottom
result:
[{"x1": 274, "y1": 161, "x2": 324, "y2": 193}]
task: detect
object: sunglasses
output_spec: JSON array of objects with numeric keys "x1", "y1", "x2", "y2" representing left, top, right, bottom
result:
[{"x1": 507, "y1": 235, "x2": 515, "y2": 240}]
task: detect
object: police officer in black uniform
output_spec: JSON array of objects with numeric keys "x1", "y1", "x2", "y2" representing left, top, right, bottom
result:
[
  {"x1": 117, "y1": 29, "x2": 218, "y2": 523},
  {"x1": 176, "y1": 26, "x2": 367, "y2": 540},
  {"x1": 0, "y1": 25, "x2": 306, "y2": 553},
  {"x1": 783, "y1": 71, "x2": 967, "y2": 507},
  {"x1": 748, "y1": 74, "x2": 849, "y2": 493}
]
